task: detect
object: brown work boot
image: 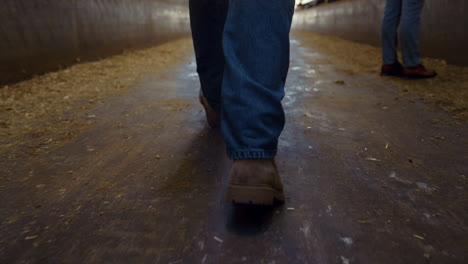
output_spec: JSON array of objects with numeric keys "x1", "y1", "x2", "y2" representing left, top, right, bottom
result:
[
  {"x1": 226, "y1": 159, "x2": 285, "y2": 205},
  {"x1": 380, "y1": 62, "x2": 403, "y2": 76},
  {"x1": 402, "y1": 64, "x2": 437, "y2": 79},
  {"x1": 199, "y1": 90, "x2": 220, "y2": 128}
]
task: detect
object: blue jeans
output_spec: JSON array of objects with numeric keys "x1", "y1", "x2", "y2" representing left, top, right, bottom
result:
[
  {"x1": 381, "y1": 0, "x2": 425, "y2": 67},
  {"x1": 190, "y1": 0, "x2": 295, "y2": 160}
]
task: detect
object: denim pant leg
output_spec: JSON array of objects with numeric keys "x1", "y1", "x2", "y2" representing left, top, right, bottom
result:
[
  {"x1": 189, "y1": 0, "x2": 229, "y2": 112},
  {"x1": 400, "y1": 0, "x2": 425, "y2": 67},
  {"x1": 221, "y1": 0, "x2": 295, "y2": 160},
  {"x1": 381, "y1": 0, "x2": 402, "y2": 65}
]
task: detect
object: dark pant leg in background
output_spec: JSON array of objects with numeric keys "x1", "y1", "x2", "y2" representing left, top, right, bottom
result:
[
  {"x1": 381, "y1": 0, "x2": 402, "y2": 65},
  {"x1": 189, "y1": 0, "x2": 229, "y2": 112},
  {"x1": 400, "y1": 0, "x2": 425, "y2": 67}
]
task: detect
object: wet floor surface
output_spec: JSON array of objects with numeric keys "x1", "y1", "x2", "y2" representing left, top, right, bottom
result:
[{"x1": 1, "y1": 33, "x2": 467, "y2": 264}]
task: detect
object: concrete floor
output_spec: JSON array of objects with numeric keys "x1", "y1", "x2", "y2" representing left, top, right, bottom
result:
[{"x1": 0, "y1": 32, "x2": 467, "y2": 264}]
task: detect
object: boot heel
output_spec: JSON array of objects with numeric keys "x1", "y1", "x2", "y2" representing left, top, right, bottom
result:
[{"x1": 226, "y1": 185, "x2": 280, "y2": 205}]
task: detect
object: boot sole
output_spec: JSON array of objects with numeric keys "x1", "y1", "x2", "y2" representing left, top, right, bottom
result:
[
  {"x1": 226, "y1": 184, "x2": 285, "y2": 206},
  {"x1": 380, "y1": 72, "x2": 403, "y2": 77},
  {"x1": 401, "y1": 73, "x2": 437, "y2": 79}
]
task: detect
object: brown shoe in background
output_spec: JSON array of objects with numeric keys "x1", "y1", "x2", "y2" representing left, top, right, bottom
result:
[
  {"x1": 380, "y1": 62, "x2": 403, "y2": 76},
  {"x1": 199, "y1": 90, "x2": 221, "y2": 128},
  {"x1": 402, "y1": 64, "x2": 437, "y2": 79},
  {"x1": 226, "y1": 159, "x2": 285, "y2": 205}
]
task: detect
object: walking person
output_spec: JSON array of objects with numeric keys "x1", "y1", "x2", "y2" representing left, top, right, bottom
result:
[
  {"x1": 189, "y1": 0, "x2": 295, "y2": 205},
  {"x1": 380, "y1": 0, "x2": 436, "y2": 78}
]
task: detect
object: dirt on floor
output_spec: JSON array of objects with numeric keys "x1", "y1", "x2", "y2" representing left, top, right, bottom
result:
[
  {"x1": 0, "y1": 38, "x2": 193, "y2": 155},
  {"x1": 0, "y1": 31, "x2": 467, "y2": 264},
  {"x1": 293, "y1": 30, "x2": 468, "y2": 121}
]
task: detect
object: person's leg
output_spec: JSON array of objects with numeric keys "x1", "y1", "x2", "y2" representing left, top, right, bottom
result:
[
  {"x1": 400, "y1": 0, "x2": 424, "y2": 67},
  {"x1": 381, "y1": 0, "x2": 402, "y2": 66},
  {"x1": 222, "y1": 0, "x2": 295, "y2": 205},
  {"x1": 189, "y1": 0, "x2": 229, "y2": 117},
  {"x1": 221, "y1": 0, "x2": 295, "y2": 160},
  {"x1": 400, "y1": 0, "x2": 436, "y2": 78}
]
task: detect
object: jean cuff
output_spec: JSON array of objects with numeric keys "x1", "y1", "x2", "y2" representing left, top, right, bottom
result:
[{"x1": 227, "y1": 149, "x2": 277, "y2": 160}]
